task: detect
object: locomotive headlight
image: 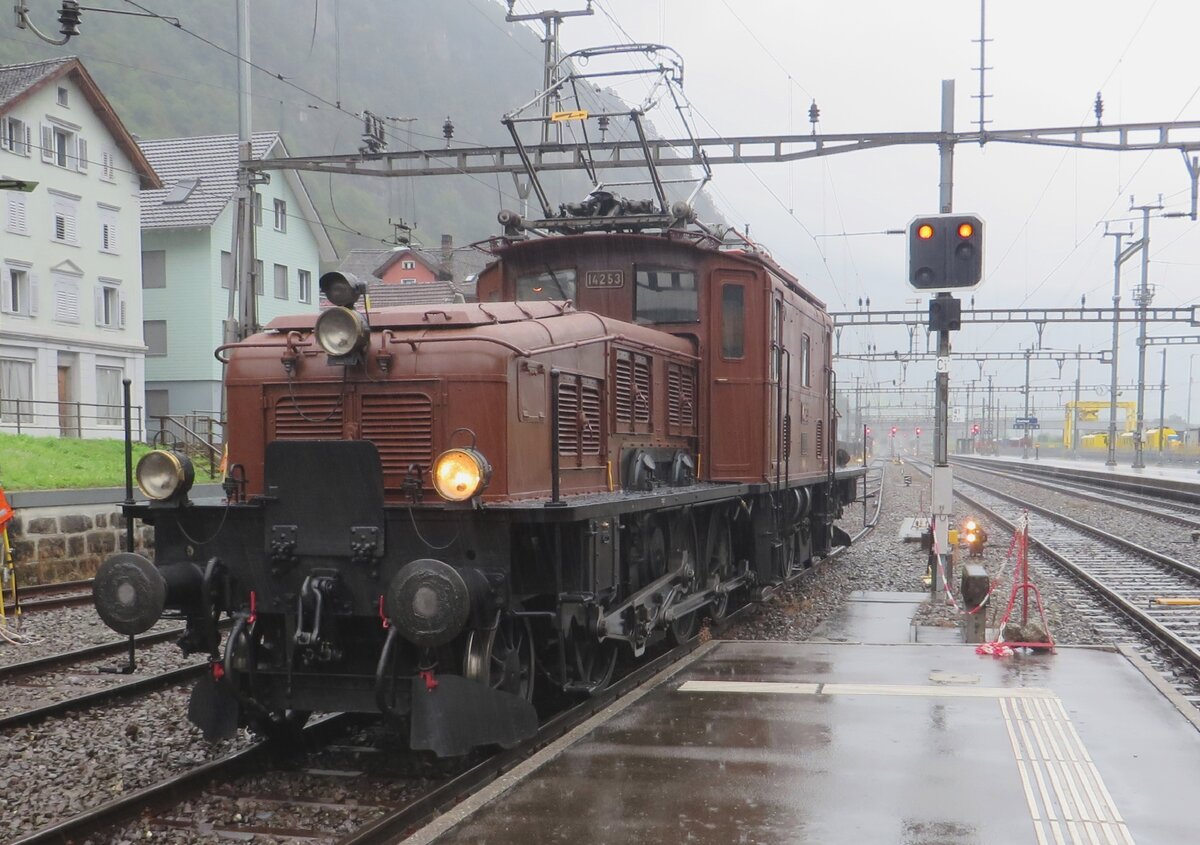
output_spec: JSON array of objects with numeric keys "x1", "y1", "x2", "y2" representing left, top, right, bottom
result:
[
  {"x1": 433, "y1": 448, "x2": 492, "y2": 502},
  {"x1": 136, "y1": 450, "x2": 194, "y2": 501},
  {"x1": 314, "y1": 306, "x2": 369, "y2": 357}
]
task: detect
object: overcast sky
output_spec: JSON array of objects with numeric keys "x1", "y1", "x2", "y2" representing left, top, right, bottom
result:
[{"x1": 529, "y1": 0, "x2": 1200, "y2": 427}]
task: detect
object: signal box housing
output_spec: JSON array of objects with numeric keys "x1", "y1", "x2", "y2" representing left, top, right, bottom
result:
[{"x1": 907, "y1": 214, "x2": 984, "y2": 290}]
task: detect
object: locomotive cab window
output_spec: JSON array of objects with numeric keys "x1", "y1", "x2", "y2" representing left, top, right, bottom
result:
[
  {"x1": 634, "y1": 268, "x2": 697, "y2": 324},
  {"x1": 720, "y1": 284, "x2": 744, "y2": 359},
  {"x1": 516, "y1": 269, "x2": 576, "y2": 301},
  {"x1": 800, "y1": 333, "x2": 811, "y2": 387}
]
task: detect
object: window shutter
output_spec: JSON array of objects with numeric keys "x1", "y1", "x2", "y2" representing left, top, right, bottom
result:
[
  {"x1": 40, "y1": 125, "x2": 52, "y2": 162},
  {"x1": 94, "y1": 285, "x2": 104, "y2": 326},
  {"x1": 118, "y1": 290, "x2": 127, "y2": 328},
  {"x1": 28, "y1": 273, "x2": 38, "y2": 316},
  {"x1": 0, "y1": 271, "x2": 10, "y2": 314},
  {"x1": 23, "y1": 125, "x2": 31, "y2": 157},
  {"x1": 76, "y1": 136, "x2": 88, "y2": 171},
  {"x1": 66, "y1": 212, "x2": 77, "y2": 244}
]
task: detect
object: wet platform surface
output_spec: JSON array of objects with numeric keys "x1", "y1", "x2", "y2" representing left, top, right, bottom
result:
[{"x1": 407, "y1": 637, "x2": 1200, "y2": 844}]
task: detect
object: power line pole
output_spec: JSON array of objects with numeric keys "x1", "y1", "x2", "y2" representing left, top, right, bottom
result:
[
  {"x1": 1104, "y1": 226, "x2": 1138, "y2": 466},
  {"x1": 1131, "y1": 197, "x2": 1163, "y2": 469},
  {"x1": 504, "y1": 1, "x2": 594, "y2": 144},
  {"x1": 1159, "y1": 347, "x2": 1168, "y2": 462},
  {"x1": 231, "y1": 0, "x2": 258, "y2": 343},
  {"x1": 1022, "y1": 347, "x2": 1032, "y2": 460},
  {"x1": 1072, "y1": 346, "x2": 1082, "y2": 459}
]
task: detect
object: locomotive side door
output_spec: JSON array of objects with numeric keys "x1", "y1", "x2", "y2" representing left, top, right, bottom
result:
[{"x1": 706, "y1": 270, "x2": 763, "y2": 481}]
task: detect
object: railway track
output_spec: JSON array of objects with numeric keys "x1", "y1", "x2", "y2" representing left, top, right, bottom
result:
[
  {"x1": 912, "y1": 462, "x2": 1200, "y2": 678},
  {"x1": 953, "y1": 458, "x2": 1200, "y2": 528},
  {"x1": 2, "y1": 578, "x2": 94, "y2": 613},
  {"x1": 8, "y1": 489, "x2": 883, "y2": 845}
]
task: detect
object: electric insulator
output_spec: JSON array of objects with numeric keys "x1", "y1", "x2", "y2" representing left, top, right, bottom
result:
[
  {"x1": 598, "y1": 115, "x2": 610, "y2": 137},
  {"x1": 442, "y1": 116, "x2": 454, "y2": 146},
  {"x1": 808, "y1": 100, "x2": 820, "y2": 127},
  {"x1": 58, "y1": 0, "x2": 81, "y2": 37},
  {"x1": 1094, "y1": 91, "x2": 1104, "y2": 126}
]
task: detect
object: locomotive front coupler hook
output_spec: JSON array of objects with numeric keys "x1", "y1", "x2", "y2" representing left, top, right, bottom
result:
[{"x1": 294, "y1": 575, "x2": 335, "y2": 646}]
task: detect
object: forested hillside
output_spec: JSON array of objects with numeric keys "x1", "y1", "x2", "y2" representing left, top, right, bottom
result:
[{"x1": 1, "y1": 0, "x2": 719, "y2": 254}]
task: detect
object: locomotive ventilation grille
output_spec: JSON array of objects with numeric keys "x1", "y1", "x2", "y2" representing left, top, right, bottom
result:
[
  {"x1": 667, "y1": 363, "x2": 696, "y2": 431},
  {"x1": 361, "y1": 393, "x2": 434, "y2": 480},
  {"x1": 558, "y1": 374, "x2": 602, "y2": 459},
  {"x1": 615, "y1": 350, "x2": 652, "y2": 431},
  {"x1": 273, "y1": 394, "x2": 344, "y2": 439},
  {"x1": 272, "y1": 392, "x2": 433, "y2": 482}
]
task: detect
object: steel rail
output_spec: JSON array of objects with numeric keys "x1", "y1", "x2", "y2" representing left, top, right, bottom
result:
[
  {"x1": 8, "y1": 714, "x2": 354, "y2": 845},
  {"x1": 0, "y1": 627, "x2": 183, "y2": 682},
  {"x1": 0, "y1": 663, "x2": 206, "y2": 732}
]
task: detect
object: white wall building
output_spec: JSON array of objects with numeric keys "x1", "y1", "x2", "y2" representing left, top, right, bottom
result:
[{"x1": 0, "y1": 57, "x2": 159, "y2": 439}]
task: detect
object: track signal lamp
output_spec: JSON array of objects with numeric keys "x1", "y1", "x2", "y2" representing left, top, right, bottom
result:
[
  {"x1": 907, "y1": 214, "x2": 985, "y2": 290},
  {"x1": 960, "y1": 517, "x2": 987, "y2": 557}
]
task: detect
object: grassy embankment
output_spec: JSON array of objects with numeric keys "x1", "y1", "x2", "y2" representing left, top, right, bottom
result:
[{"x1": 0, "y1": 433, "x2": 218, "y2": 491}]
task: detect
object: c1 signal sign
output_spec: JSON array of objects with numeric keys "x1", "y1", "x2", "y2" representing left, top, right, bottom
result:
[{"x1": 907, "y1": 214, "x2": 984, "y2": 290}]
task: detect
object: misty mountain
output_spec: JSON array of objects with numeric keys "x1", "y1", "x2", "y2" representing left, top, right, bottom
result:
[{"x1": 2, "y1": 0, "x2": 721, "y2": 255}]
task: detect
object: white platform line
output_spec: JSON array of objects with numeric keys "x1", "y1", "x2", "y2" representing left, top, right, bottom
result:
[{"x1": 677, "y1": 680, "x2": 1054, "y2": 699}]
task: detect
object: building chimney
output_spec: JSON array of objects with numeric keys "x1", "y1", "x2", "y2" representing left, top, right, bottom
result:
[{"x1": 439, "y1": 234, "x2": 454, "y2": 282}]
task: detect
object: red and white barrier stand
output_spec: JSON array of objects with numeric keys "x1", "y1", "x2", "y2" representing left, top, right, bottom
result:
[{"x1": 978, "y1": 512, "x2": 1055, "y2": 656}]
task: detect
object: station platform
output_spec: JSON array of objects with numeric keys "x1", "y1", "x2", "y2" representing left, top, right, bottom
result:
[
  {"x1": 957, "y1": 452, "x2": 1200, "y2": 497},
  {"x1": 403, "y1": 594, "x2": 1200, "y2": 845}
]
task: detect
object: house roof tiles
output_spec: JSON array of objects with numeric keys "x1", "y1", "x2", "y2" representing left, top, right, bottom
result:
[{"x1": 138, "y1": 132, "x2": 278, "y2": 229}]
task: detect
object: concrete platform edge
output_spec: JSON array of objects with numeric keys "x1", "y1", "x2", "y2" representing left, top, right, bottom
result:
[
  {"x1": 1116, "y1": 642, "x2": 1200, "y2": 732},
  {"x1": 400, "y1": 640, "x2": 721, "y2": 845}
]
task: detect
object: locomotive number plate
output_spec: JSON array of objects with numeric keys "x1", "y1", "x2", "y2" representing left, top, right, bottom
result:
[{"x1": 585, "y1": 270, "x2": 625, "y2": 289}]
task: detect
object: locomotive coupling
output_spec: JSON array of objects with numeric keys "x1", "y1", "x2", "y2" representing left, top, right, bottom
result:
[{"x1": 93, "y1": 554, "x2": 203, "y2": 636}]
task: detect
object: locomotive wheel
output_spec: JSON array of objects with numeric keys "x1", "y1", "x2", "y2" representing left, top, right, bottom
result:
[
  {"x1": 666, "y1": 513, "x2": 700, "y2": 645},
  {"x1": 705, "y1": 517, "x2": 735, "y2": 620},
  {"x1": 568, "y1": 622, "x2": 617, "y2": 694},
  {"x1": 641, "y1": 519, "x2": 669, "y2": 586},
  {"x1": 463, "y1": 615, "x2": 535, "y2": 702}
]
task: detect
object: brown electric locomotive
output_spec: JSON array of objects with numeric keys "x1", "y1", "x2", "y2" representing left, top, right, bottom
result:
[{"x1": 92, "y1": 223, "x2": 862, "y2": 756}]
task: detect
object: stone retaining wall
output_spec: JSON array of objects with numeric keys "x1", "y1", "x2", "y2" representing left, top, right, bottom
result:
[{"x1": 5, "y1": 505, "x2": 154, "y2": 585}]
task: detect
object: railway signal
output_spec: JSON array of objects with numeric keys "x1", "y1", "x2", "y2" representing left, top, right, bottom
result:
[
  {"x1": 907, "y1": 214, "x2": 985, "y2": 290},
  {"x1": 961, "y1": 518, "x2": 987, "y2": 557}
]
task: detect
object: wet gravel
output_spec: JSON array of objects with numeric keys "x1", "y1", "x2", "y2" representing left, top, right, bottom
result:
[{"x1": 0, "y1": 605, "x2": 182, "y2": 668}]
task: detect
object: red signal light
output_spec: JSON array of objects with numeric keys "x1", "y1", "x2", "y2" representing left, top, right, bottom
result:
[
  {"x1": 917, "y1": 223, "x2": 935, "y2": 240},
  {"x1": 915, "y1": 427, "x2": 922, "y2": 436},
  {"x1": 957, "y1": 222, "x2": 974, "y2": 238}
]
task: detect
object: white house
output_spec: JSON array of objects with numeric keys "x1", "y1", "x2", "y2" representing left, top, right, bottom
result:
[
  {"x1": 138, "y1": 132, "x2": 336, "y2": 426},
  {"x1": 0, "y1": 57, "x2": 160, "y2": 439}
]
